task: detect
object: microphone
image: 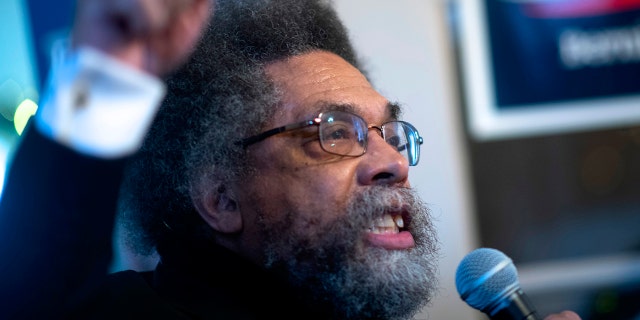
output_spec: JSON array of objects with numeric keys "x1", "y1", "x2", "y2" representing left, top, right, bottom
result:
[{"x1": 455, "y1": 247, "x2": 540, "y2": 320}]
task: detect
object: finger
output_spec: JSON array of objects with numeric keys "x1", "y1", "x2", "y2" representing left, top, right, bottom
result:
[
  {"x1": 107, "y1": 0, "x2": 168, "y2": 37},
  {"x1": 145, "y1": 0, "x2": 213, "y2": 74},
  {"x1": 103, "y1": 0, "x2": 188, "y2": 37},
  {"x1": 136, "y1": 0, "x2": 205, "y2": 34}
]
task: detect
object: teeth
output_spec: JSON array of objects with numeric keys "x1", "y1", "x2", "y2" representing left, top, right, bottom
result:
[
  {"x1": 368, "y1": 214, "x2": 405, "y2": 234},
  {"x1": 379, "y1": 214, "x2": 396, "y2": 227},
  {"x1": 394, "y1": 215, "x2": 404, "y2": 228}
]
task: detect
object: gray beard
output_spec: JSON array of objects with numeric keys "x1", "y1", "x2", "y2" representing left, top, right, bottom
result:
[{"x1": 258, "y1": 186, "x2": 440, "y2": 320}]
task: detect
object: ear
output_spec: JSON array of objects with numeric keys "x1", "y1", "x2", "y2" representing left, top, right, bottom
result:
[{"x1": 192, "y1": 184, "x2": 242, "y2": 234}]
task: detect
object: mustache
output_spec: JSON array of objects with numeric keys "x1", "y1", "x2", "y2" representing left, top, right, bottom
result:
[{"x1": 346, "y1": 186, "x2": 424, "y2": 224}]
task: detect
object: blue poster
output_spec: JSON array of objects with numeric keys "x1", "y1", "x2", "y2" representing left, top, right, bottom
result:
[
  {"x1": 456, "y1": 0, "x2": 640, "y2": 141},
  {"x1": 486, "y1": 0, "x2": 640, "y2": 109}
]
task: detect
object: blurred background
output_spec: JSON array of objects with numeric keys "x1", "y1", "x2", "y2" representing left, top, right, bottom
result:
[{"x1": 2, "y1": 0, "x2": 639, "y2": 319}]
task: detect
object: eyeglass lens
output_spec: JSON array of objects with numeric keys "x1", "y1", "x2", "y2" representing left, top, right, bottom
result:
[
  {"x1": 318, "y1": 112, "x2": 421, "y2": 166},
  {"x1": 319, "y1": 112, "x2": 368, "y2": 157}
]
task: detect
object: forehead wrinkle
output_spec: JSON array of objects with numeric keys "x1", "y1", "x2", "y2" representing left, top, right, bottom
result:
[{"x1": 265, "y1": 51, "x2": 403, "y2": 122}]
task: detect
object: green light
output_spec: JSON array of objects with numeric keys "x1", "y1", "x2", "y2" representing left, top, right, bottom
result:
[{"x1": 14, "y1": 98, "x2": 38, "y2": 135}]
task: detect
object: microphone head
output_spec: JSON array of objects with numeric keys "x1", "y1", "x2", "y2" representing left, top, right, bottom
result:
[{"x1": 455, "y1": 247, "x2": 520, "y2": 314}]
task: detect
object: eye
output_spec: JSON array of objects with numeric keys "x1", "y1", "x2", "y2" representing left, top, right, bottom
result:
[
  {"x1": 320, "y1": 121, "x2": 359, "y2": 155},
  {"x1": 385, "y1": 135, "x2": 401, "y2": 148},
  {"x1": 322, "y1": 123, "x2": 353, "y2": 141}
]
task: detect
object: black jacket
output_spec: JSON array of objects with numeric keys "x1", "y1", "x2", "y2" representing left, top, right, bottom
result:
[
  {"x1": 0, "y1": 127, "x2": 330, "y2": 319},
  {"x1": 75, "y1": 240, "x2": 327, "y2": 319}
]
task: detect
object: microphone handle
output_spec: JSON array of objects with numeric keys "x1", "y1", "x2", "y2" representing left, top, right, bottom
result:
[{"x1": 491, "y1": 288, "x2": 541, "y2": 320}]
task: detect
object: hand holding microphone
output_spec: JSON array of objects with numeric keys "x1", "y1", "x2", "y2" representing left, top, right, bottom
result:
[{"x1": 455, "y1": 247, "x2": 581, "y2": 320}]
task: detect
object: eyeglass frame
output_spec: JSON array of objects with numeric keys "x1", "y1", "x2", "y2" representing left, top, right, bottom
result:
[{"x1": 238, "y1": 110, "x2": 424, "y2": 166}]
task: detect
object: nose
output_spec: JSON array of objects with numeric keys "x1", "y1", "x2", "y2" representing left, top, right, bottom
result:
[{"x1": 356, "y1": 131, "x2": 409, "y2": 186}]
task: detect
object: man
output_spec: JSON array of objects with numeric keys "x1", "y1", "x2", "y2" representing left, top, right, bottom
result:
[
  {"x1": 116, "y1": 1, "x2": 438, "y2": 318},
  {"x1": 0, "y1": 0, "x2": 582, "y2": 319}
]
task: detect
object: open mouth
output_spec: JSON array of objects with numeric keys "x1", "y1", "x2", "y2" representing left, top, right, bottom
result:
[
  {"x1": 364, "y1": 210, "x2": 415, "y2": 250},
  {"x1": 367, "y1": 212, "x2": 409, "y2": 234}
]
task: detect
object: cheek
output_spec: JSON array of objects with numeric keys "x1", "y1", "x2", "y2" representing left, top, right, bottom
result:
[
  {"x1": 251, "y1": 167, "x2": 356, "y2": 227},
  {"x1": 245, "y1": 142, "x2": 360, "y2": 224}
]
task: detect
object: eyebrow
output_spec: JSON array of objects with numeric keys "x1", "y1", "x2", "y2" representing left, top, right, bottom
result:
[
  {"x1": 313, "y1": 101, "x2": 403, "y2": 120},
  {"x1": 388, "y1": 102, "x2": 402, "y2": 119}
]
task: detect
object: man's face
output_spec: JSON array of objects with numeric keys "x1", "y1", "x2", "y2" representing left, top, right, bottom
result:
[{"x1": 235, "y1": 50, "x2": 438, "y2": 319}]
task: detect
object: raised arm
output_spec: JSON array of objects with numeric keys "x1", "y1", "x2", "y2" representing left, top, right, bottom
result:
[{"x1": 0, "y1": 0, "x2": 212, "y2": 318}]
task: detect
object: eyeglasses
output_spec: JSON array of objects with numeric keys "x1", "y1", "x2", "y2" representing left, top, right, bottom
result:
[{"x1": 239, "y1": 110, "x2": 424, "y2": 166}]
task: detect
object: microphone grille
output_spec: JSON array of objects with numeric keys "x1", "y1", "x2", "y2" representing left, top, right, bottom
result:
[{"x1": 455, "y1": 247, "x2": 519, "y2": 311}]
